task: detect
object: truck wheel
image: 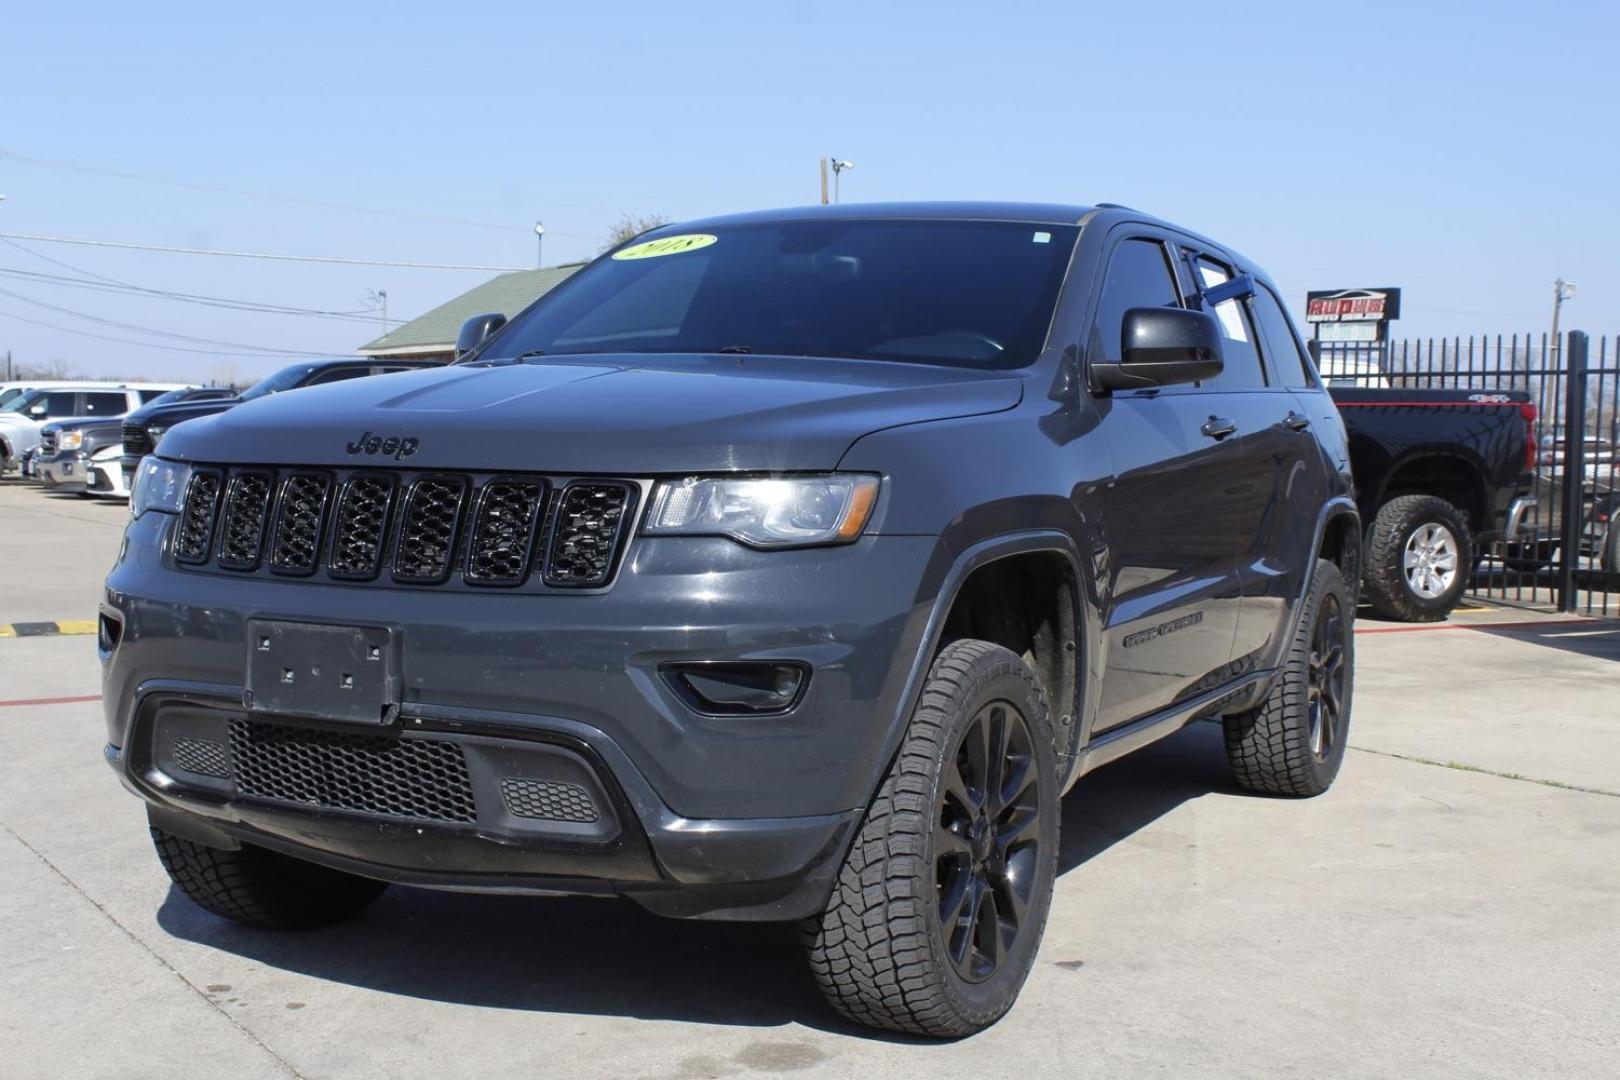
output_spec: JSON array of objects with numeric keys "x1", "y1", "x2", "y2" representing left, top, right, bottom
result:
[
  {"x1": 1223, "y1": 559, "x2": 1353, "y2": 797},
  {"x1": 804, "y1": 640, "x2": 1059, "y2": 1037},
  {"x1": 1362, "y1": 494, "x2": 1472, "y2": 622},
  {"x1": 151, "y1": 826, "x2": 387, "y2": 930}
]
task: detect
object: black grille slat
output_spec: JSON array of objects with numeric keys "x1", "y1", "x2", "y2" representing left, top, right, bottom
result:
[
  {"x1": 392, "y1": 477, "x2": 467, "y2": 583},
  {"x1": 174, "y1": 470, "x2": 223, "y2": 564},
  {"x1": 40, "y1": 430, "x2": 58, "y2": 455},
  {"x1": 329, "y1": 474, "x2": 395, "y2": 580},
  {"x1": 466, "y1": 479, "x2": 546, "y2": 586},
  {"x1": 216, "y1": 471, "x2": 273, "y2": 570},
  {"x1": 269, "y1": 473, "x2": 332, "y2": 575},
  {"x1": 228, "y1": 719, "x2": 476, "y2": 823},
  {"x1": 544, "y1": 483, "x2": 634, "y2": 588},
  {"x1": 122, "y1": 420, "x2": 154, "y2": 459}
]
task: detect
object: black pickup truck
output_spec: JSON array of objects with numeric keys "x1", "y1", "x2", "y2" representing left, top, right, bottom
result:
[{"x1": 1330, "y1": 386, "x2": 1536, "y2": 620}]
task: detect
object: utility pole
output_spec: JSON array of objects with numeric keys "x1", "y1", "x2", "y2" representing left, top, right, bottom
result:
[
  {"x1": 819, "y1": 159, "x2": 829, "y2": 205},
  {"x1": 1550, "y1": 278, "x2": 1577, "y2": 363},
  {"x1": 534, "y1": 221, "x2": 545, "y2": 267}
]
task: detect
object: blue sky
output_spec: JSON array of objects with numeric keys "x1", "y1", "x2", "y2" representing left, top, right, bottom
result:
[{"x1": 2, "y1": 0, "x2": 1615, "y2": 380}]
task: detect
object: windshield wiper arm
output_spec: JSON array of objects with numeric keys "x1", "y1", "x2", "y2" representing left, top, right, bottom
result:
[{"x1": 716, "y1": 345, "x2": 752, "y2": 354}]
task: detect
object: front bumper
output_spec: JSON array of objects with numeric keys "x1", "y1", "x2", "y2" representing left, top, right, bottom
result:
[
  {"x1": 102, "y1": 512, "x2": 943, "y2": 918},
  {"x1": 1502, "y1": 495, "x2": 1538, "y2": 542},
  {"x1": 38, "y1": 451, "x2": 89, "y2": 491}
]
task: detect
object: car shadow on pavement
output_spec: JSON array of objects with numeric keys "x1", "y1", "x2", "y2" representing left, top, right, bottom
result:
[
  {"x1": 156, "y1": 723, "x2": 1237, "y2": 1033},
  {"x1": 1471, "y1": 621, "x2": 1620, "y2": 662}
]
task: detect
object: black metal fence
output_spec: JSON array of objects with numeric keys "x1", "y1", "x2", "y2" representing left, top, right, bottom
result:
[{"x1": 1317, "y1": 331, "x2": 1618, "y2": 617}]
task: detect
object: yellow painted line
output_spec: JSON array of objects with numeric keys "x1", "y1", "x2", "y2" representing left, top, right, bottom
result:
[{"x1": 0, "y1": 620, "x2": 99, "y2": 639}]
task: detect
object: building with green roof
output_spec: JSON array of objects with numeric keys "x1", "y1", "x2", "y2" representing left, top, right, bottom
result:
[{"x1": 357, "y1": 265, "x2": 581, "y2": 362}]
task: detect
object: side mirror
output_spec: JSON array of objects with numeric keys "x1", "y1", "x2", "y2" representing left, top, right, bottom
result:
[
  {"x1": 28, "y1": 404, "x2": 48, "y2": 417},
  {"x1": 1093, "y1": 307, "x2": 1224, "y2": 392},
  {"x1": 455, "y1": 312, "x2": 508, "y2": 359}
]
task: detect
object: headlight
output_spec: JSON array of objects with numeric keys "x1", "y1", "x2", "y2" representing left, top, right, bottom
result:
[
  {"x1": 644, "y1": 474, "x2": 880, "y2": 548},
  {"x1": 59, "y1": 431, "x2": 84, "y2": 451},
  {"x1": 130, "y1": 458, "x2": 192, "y2": 518}
]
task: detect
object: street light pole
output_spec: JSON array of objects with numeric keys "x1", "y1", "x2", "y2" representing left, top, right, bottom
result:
[
  {"x1": 534, "y1": 221, "x2": 545, "y2": 268},
  {"x1": 829, "y1": 158, "x2": 854, "y2": 203},
  {"x1": 1551, "y1": 278, "x2": 1577, "y2": 363}
]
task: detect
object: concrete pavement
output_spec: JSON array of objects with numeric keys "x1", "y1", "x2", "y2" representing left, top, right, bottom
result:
[{"x1": 0, "y1": 482, "x2": 1616, "y2": 1079}]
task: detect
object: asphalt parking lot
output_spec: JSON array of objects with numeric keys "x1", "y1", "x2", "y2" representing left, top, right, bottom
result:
[{"x1": 2, "y1": 480, "x2": 1617, "y2": 1080}]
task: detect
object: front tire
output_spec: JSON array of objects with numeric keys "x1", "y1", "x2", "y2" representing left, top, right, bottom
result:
[
  {"x1": 152, "y1": 825, "x2": 388, "y2": 930},
  {"x1": 1362, "y1": 494, "x2": 1472, "y2": 622},
  {"x1": 1223, "y1": 559, "x2": 1354, "y2": 797},
  {"x1": 804, "y1": 640, "x2": 1059, "y2": 1037}
]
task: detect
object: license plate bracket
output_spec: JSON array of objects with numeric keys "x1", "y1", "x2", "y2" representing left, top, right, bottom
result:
[{"x1": 245, "y1": 620, "x2": 399, "y2": 725}]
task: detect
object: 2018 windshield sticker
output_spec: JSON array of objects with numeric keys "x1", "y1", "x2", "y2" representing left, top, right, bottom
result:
[{"x1": 611, "y1": 234, "x2": 718, "y2": 260}]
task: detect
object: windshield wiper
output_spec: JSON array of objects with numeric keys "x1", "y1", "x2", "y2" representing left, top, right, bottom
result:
[
  {"x1": 484, "y1": 349, "x2": 547, "y2": 367},
  {"x1": 716, "y1": 345, "x2": 753, "y2": 354}
]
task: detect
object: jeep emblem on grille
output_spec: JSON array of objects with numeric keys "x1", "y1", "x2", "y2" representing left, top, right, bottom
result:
[{"x1": 345, "y1": 431, "x2": 419, "y2": 460}]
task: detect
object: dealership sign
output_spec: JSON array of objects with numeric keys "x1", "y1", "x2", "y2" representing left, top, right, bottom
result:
[{"x1": 1306, "y1": 288, "x2": 1402, "y2": 323}]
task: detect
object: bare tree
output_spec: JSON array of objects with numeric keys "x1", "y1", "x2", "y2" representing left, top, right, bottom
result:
[{"x1": 600, "y1": 212, "x2": 673, "y2": 254}]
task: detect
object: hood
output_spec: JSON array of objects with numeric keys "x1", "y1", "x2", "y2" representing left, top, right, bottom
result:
[
  {"x1": 160, "y1": 355, "x2": 1023, "y2": 473},
  {"x1": 130, "y1": 397, "x2": 241, "y2": 429}
]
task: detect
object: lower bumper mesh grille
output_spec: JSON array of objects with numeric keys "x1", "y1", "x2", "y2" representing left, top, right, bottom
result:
[{"x1": 227, "y1": 719, "x2": 476, "y2": 823}]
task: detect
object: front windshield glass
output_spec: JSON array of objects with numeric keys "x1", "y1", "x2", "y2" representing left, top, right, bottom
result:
[
  {"x1": 143, "y1": 388, "x2": 194, "y2": 408},
  {"x1": 2, "y1": 389, "x2": 45, "y2": 414},
  {"x1": 479, "y1": 220, "x2": 1079, "y2": 370},
  {"x1": 238, "y1": 364, "x2": 315, "y2": 401}
]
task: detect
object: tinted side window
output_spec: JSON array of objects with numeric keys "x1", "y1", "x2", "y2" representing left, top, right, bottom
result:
[
  {"x1": 1091, "y1": 239, "x2": 1181, "y2": 364},
  {"x1": 82, "y1": 392, "x2": 130, "y2": 415},
  {"x1": 1251, "y1": 286, "x2": 1316, "y2": 388},
  {"x1": 1193, "y1": 260, "x2": 1265, "y2": 390},
  {"x1": 138, "y1": 389, "x2": 169, "y2": 403},
  {"x1": 307, "y1": 367, "x2": 370, "y2": 386},
  {"x1": 39, "y1": 392, "x2": 79, "y2": 417}
]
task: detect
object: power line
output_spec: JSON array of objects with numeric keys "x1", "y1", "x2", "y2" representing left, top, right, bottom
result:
[
  {"x1": 0, "y1": 307, "x2": 332, "y2": 359},
  {"x1": 1, "y1": 237, "x2": 401, "y2": 324},
  {"x1": 1, "y1": 150, "x2": 613, "y2": 239},
  {"x1": 0, "y1": 285, "x2": 334, "y2": 356},
  {"x1": 0, "y1": 264, "x2": 401, "y2": 326},
  {"x1": 0, "y1": 230, "x2": 529, "y2": 271}
]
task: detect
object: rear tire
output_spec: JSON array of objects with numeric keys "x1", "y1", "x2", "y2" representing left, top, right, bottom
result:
[
  {"x1": 1224, "y1": 559, "x2": 1353, "y2": 797},
  {"x1": 151, "y1": 826, "x2": 387, "y2": 930},
  {"x1": 1362, "y1": 494, "x2": 1472, "y2": 622},
  {"x1": 804, "y1": 640, "x2": 1059, "y2": 1037}
]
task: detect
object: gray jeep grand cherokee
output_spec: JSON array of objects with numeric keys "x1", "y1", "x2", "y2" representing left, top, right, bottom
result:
[{"x1": 104, "y1": 203, "x2": 1359, "y2": 1036}]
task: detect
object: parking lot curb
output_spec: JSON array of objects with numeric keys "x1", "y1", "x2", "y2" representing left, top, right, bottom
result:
[{"x1": 0, "y1": 620, "x2": 99, "y2": 639}]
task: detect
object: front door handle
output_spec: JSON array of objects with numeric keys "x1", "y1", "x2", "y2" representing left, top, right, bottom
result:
[
  {"x1": 1200, "y1": 416, "x2": 1237, "y2": 440},
  {"x1": 1284, "y1": 411, "x2": 1312, "y2": 432}
]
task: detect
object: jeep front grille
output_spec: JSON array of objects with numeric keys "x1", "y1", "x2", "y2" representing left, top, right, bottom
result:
[
  {"x1": 173, "y1": 465, "x2": 638, "y2": 590},
  {"x1": 228, "y1": 719, "x2": 476, "y2": 822}
]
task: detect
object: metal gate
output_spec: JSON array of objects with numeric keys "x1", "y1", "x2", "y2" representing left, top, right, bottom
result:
[{"x1": 1317, "y1": 331, "x2": 1618, "y2": 617}]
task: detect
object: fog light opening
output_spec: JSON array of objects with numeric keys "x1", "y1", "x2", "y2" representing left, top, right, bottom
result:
[{"x1": 662, "y1": 661, "x2": 809, "y2": 716}]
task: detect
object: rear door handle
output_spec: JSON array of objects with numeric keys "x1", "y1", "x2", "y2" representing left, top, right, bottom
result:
[
  {"x1": 1284, "y1": 411, "x2": 1312, "y2": 432},
  {"x1": 1200, "y1": 417, "x2": 1237, "y2": 440}
]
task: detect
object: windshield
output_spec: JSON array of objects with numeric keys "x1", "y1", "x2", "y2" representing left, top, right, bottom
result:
[
  {"x1": 239, "y1": 363, "x2": 316, "y2": 400},
  {"x1": 2, "y1": 389, "x2": 45, "y2": 414},
  {"x1": 142, "y1": 388, "x2": 197, "y2": 408},
  {"x1": 478, "y1": 220, "x2": 1079, "y2": 370}
]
